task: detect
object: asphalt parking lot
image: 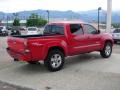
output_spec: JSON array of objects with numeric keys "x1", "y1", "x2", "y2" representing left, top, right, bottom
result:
[{"x1": 0, "y1": 37, "x2": 120, "y2": 90}]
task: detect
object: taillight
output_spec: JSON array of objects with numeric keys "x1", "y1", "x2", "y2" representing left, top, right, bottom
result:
[
  {"x1": 24, "y1": 40, "x2": 30, "y2": 53},
  {"x1": 25, "y1": 49, "x2": 30, "y2": 53},
  {"x1": 24, "y1": 40, "x2": 27, "y2": 46}
]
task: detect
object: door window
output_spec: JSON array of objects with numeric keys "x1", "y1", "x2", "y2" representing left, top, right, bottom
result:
[
  {"x1": 70, "y1": 24, "x2": 84, "y2": 35},
  {"x1": 44, "y1": 25, "x2": 64, "y2": 35},
  {"x1": 113, "y1": 29, "x2": 120, "y2": 33},
  {"x1": 84, "y1": 24, "x2": 97, "y2": 34}
]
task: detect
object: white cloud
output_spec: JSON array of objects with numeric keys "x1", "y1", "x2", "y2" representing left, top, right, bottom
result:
[{"x1": 0, "y1": 0, "x2": 119, "y2": 13}]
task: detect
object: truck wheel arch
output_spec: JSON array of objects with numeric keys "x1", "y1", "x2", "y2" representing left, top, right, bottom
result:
[
  {"x1": 46, "y1": 46, "x2": 66, "y2": 59},
  {"x1": 104, "y1": 40, "x2": 113, "y2": 46},
  {"x1": 100, "y1": 40, "x2": 113, "y2": 58},
  {"x1": 101, "y1": 40, "x2": 113, "y2": 50}
]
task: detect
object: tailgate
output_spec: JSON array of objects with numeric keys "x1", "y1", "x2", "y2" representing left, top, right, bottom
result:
[{"x1": 7, "y1": 36, "x2": 27, "y2": 53}]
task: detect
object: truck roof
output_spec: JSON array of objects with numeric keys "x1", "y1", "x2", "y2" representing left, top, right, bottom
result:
[
  {"x1": 48, "y1": 21, "x2": 98, "y2": 30},
  {"x1": 49, "y1": 21, "x2": 86, "y2": 25}
]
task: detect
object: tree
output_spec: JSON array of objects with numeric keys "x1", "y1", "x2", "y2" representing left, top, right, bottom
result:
[
  {"x1": 26, "y1": 13, "x2": 47, "y2": 27},
  {"x1": 112, "y1": 23, "x2": 120, "y2": 28},
  {"x1": 29, "y1": 13, "x2": 38, "y2": 19},
  {"x1": 13, "y1": 19, "x2": 20, "y2": 26}
]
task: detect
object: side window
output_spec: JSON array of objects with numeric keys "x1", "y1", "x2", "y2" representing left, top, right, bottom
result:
[
  {"x1": 51, "y1": 25, "x2": 64, "y2": 34},
  {"x1": 113, "y1": 29, "x2": 120, "y2": 33},
  {"x1": 44, "y1": 25, "x2": 51, "y2": 34},
  {"x1": 84, "y1": 24, "x2": 97, "y2": 34},
  {"x1": 118, "y1": 29, "x2": 120, "y2": 33},
  {"x1": 44, "y1": 25, "x2": 64, "y2": 34},
  {"x1": 70, "y1": 24, "x2": 83, "y2": 35}
]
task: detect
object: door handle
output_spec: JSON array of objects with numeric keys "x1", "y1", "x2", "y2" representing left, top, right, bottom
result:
[{"x1": 87, "y1": 36, "x2": 90, "y2": 39}]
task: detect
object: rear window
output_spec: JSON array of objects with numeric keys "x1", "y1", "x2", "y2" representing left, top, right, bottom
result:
[
  {"x1": 113, "y1": 29, "x2": 120, "y2": 33},
  {"x1": 44, "y1": 25, "x2": 64, "y2": 35},
  {"x1": 28, "y1": 28, "x2": 37, "y2": 31}
]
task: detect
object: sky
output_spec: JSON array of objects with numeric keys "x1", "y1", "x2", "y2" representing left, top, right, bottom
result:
[{"x1": 0, "y1": 0, "x2": 119, "y2": 13}]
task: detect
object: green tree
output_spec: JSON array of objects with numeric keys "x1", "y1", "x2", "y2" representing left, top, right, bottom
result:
[
  {"x1": 26, "y1": 13, "x2": 47, "y2": 27},
  {"x1": 112, "y1": 23, "x2": 120, "y2": 28},
  {"x1": 29, "y1": 13, "x2": 38, "y2": 19},
  {"x1": 13, "y1": 19, "x2": 20, "y2": 26}
]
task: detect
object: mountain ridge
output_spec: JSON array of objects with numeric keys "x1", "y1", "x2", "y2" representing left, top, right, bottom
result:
[{"x1": 0, "y1": 9, "x2": 120, "y2": 23}]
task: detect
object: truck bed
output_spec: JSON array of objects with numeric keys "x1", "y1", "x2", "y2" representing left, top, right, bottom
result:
[
  {"x1": 12, "y1": 33, "x2": 64, "y2": 38},
  {"x1": 12, "y1": 34, "x2": 44, "y2": 38}
]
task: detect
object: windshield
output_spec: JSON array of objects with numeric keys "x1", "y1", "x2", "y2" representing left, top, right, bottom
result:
[
  {"x1": 113, "y1": 29, "x2": 120, "y2": 33},
  {"x1": 28, "y1": 27, "x2": 37, "y2": 31},
  {"x1": 0, "y1": 27, "x2": 3, "y2": 30},
  {"x1": 44, "y1": 25, "x2": 64, "y2": 35}
]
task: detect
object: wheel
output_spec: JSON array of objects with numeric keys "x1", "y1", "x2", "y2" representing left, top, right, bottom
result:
[
  {"x1": 100, "y1": 42, "x2": 112, "y2": 58},
  {"x1": 114, "y1": 41, "x2": 117, "y2": 44},
  {"x1": 6, "y1": 33, "x2": 8, "y2": 36},
  {"x1": 28, "y1": 61, "x2": 39, "y2": 64},
  {"x1": 3, "y1": 33, "x2": 5, "y2": 36},
  {"x1": 44, "y1": 50, "x2": 65, "y2": 72},
  {"x1": 14, "y1": 58, "x2": 19, "y2": 61}
]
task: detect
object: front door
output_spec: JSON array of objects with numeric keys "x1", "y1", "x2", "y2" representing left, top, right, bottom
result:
[{"x1": 83, "y1": 24, "x2": 101, "y2": 51}]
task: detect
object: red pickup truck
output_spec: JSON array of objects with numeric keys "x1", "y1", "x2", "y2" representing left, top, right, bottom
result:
[{"x1": 7, "y1": 21, "x2": 113, "y2": 71}]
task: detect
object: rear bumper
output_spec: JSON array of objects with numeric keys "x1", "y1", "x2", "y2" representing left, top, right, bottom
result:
[
  {"x1": 0, "y1": 32, "x2": 8, "y2": 36},
  {"x1": 0, "y1": 33, "x2": 4, "y2": 35},
  {"x1": 6, "y1": 48, "x2": 32, "y2": 61},
  {"x1": 113, "y1": 39, "x2": 120, "y2": 41}
]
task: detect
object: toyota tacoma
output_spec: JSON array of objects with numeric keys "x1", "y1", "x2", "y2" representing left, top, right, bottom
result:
[{"x1": 6, "y1": 21, "x2": 114, "y2": 71}]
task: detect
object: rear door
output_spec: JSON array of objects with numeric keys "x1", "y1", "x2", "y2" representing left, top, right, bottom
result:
[
  {"x1": 83, "y1": 24, "x2": 101, "y2": 51},
  {"x1": 68, "y1": 24, "x2": 88, "y2": 55}
]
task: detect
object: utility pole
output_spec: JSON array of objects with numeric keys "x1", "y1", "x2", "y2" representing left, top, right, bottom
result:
[
  {"x1": 98, "y1": 7, "x2": 102, "y2": 30},
  {"x1": 106, "y1": 0, "x2": 112, "y2": 33},
  {"x1": 6, "y1": 16, "x2": 9, "y2": 27},
  {"x1": 47, "y1": 10, "x2": 49, "y2": 23}
]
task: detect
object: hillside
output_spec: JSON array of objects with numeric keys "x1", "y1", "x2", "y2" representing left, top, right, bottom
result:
[{"x1": 0, "y1": 9, "x2": 120, "y2": 23}]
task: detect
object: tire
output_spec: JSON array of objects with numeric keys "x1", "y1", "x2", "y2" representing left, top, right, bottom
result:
[
  {"x1": 6, "y1": 33, "x2": 8, "y2": 36},
  {"x1": 100, "y1": 42, "x2": 112, "y2": 58},
  {"x1": 44, "y1": 49, "x2": 65, "y2": 72},
  {"x1": 14, "y1": 58, "x2": 19, "y2": 61},
  {"x1": 28, "y1": 61, "x2": 38, "y2": 64},
  {"x1": 114, "y1": 41, "x2": 117, "y2": 44}
]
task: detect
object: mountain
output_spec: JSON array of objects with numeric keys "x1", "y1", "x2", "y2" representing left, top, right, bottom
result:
[
  {"x1": 0, "y1": 9, "x2": 120, "y2": 23},
  {"x1": 78, "y1": 10, "x2": 120, "y2": 23},
  {"x1": 0, "y1": 10, "x2": 81, "y2": 20}
]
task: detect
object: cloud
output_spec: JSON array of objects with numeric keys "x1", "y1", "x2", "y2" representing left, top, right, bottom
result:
[{"x1": 0, "y1": 0, "x2": 119, "y2": 13}]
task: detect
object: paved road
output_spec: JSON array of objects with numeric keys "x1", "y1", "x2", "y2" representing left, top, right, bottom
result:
[
  {"x1": 0, "y1": 80, "x2": 34, "y2": 90},
  {"x1": 0, "y1": 37, "x2": 120, "y2": 90}
]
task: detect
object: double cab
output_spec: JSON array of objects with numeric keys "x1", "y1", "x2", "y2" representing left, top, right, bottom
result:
[{"x1": 7, "y1": 21, "x2": 113, "y2": 71}]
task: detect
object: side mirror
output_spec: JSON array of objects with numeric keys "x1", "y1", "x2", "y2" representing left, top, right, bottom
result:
[{"x1": 97, "y1": 30, "x2": 101, "y2": 34}]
